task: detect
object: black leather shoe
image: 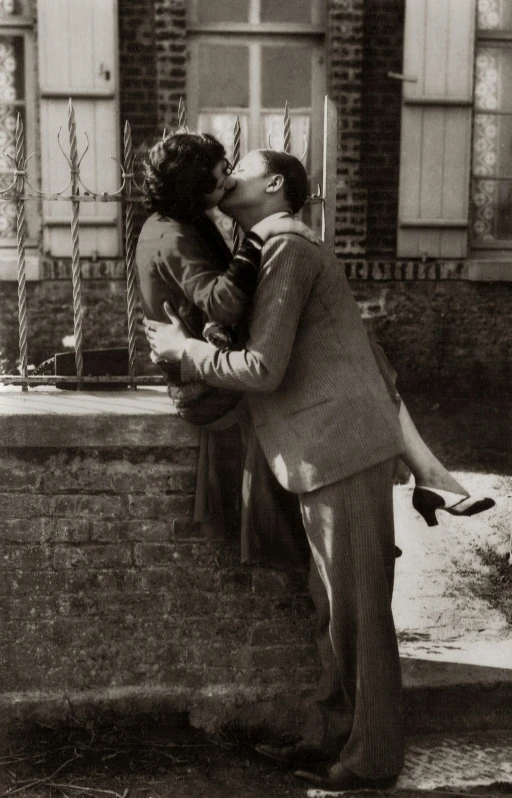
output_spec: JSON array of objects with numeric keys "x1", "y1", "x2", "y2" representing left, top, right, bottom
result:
[
  {"x1": 412, "y1": 486, "x2": 495, "y2": 527},
  {"x1": 255, "y1": 739, "x2": 330, "y2": 767},
  {"x1": 295, "y1": 765, "x2": 398, "y2": 790}
]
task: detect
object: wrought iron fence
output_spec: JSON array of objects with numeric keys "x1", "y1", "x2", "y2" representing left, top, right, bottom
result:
[{"x1": 0, "y1": 96, "x2": 332, "y2": 391}]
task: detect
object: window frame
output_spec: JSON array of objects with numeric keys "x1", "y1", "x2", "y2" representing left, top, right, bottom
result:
[
  {"x1": 186, "y1": 1, "x2": 326, "y2": 234},
  {"x1": 187, "y1": 0, "x2": 325, "y2": 34},
  {"x1": 0, "y1": 16, "x2": 38, "y2": 249},
  {"x1": 470, "y1": 26, "x2": 512, "y2": 251}
]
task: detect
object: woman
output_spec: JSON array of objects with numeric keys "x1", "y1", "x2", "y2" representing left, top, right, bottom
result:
[
  {"x1": 135, "y1": 130, "x2": 314, "y2": 567},
  {"x1": 136, "y1": 130, "x2": 494, "y2": 557}
]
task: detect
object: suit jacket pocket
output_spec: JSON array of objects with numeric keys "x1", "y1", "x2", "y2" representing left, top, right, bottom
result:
[{"x1": 286, "y1": 397, "x2": 334, "y2": 417}]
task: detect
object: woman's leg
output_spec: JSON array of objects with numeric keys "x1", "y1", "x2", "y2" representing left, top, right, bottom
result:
[
  {"x1": 399, "y1": 402, "x2": 468, "y2": 495},
  {"x1": 369, "y1": 342, "x2": 469, "y2": 496}
]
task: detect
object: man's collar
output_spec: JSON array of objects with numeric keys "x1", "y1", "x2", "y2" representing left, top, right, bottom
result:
[{"x1": 250, "y1": 211, "x2": 290, "y2": 238}]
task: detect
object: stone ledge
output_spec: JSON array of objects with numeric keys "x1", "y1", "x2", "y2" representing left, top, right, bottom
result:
[{"x1": 0, "y1": 387, "x2": 199, "y2": 448}]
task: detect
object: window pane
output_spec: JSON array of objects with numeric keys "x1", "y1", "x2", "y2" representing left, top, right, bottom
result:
[
  {"x1": 0, "y1": 37, "x2": 24, "y2": 239},
  {"x1": 473, "y1": 113, "x2": 512, "y2": 178},
  {"x1": 262, "y1": 46, "x2": 311, "y2": 108},
  {"x1": 198, "y1": 44, "x2": 249, "y2": 108},
  {"x1": 196, "y1": 0, "x2": 249, "y2": 23},
  {"x1": 478, "y1": 0, "x2": 512, "y2": 31},
  {"x1": 260, "y1": 0, "x2": 312, "y2": 24},
  {"x1": 0, "y1": 106, "x2": 20, "y2": 239},
  {"x1": 0, "y1": 0, "x2": 29, "y2": 18},
  {"x1": 0, "y1": 37, "x2": 24, "y2": 102},
  {"x1": 475, "y1": 48, "x2": 512, "y2": 112},
  {"x1": 472, "y1": 178, "x2": 512, "y2": 242}
]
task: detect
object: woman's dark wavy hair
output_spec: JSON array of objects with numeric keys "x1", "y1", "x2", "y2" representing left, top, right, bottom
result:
[{"x1": 141, "y1": 130, "x2": 226, "y2": 222}]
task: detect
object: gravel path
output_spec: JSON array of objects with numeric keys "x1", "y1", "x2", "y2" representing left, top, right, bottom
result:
[{"x1": 393, "y1": 472, "x2": 512, "y2": 663}]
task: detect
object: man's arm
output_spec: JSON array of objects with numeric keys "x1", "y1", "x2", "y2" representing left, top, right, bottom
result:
[{"x1": 180, "y1": 236, "x2": 316, "y2": 393}]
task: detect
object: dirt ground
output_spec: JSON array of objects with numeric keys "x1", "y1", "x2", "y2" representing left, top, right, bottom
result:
[{"x1": 0, "y1": 716, "x2": 308, "y2": 798}]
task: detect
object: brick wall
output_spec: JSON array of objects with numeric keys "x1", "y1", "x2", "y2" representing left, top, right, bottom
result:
[
  {"x1": 360, "y1": 0, "x2": 404, "y2": 255},
  {"x1": 118, "y1": 0, "x2": 158, "y2": 150},
  {"x1": 0, "y1": 278, "x2": 148, "y2": 375},
  {"x1": 154, "y1": 0, "x2": 187, "y2": 130},
  {"x1": 355, "y1": 281, "x2": 512, "y2": 395},
  {"x1": 328, "y1": 0, "x2": 367, "y2": 255},
  {"x1": 0, "y1": 395, "x2": 318, "y2": 730}
]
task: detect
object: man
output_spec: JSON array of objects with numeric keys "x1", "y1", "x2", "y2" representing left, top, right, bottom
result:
[{"x1": 144, "y1": 148, "x2": 406, "y2": 790}]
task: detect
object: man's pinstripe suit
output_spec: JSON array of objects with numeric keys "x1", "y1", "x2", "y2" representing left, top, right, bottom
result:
[{"x1": 181, "y1": 233, "x2": 406, "y2": 780}]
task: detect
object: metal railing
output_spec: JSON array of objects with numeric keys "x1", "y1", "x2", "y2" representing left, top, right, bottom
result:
[{"x1": 0, "y1": 96, "x2": 333, "y2": 391}]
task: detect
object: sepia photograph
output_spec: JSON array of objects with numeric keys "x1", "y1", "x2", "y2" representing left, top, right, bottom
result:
[{"x1": 0, "y1": 1, "x2": 510, "y2": 796}]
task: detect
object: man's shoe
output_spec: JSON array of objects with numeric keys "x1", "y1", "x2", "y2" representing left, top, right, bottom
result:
[
  {"x1": 294, "y1": 764, "x2": 398, "y2": 790},
  {"x1": 255, "y1": 739, "x2": 330, "y2": 767}
]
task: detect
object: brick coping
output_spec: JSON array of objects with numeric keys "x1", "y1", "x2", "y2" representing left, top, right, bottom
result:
[{"x1": 0, "y1": 387, "x2": 199, "y2": 447}]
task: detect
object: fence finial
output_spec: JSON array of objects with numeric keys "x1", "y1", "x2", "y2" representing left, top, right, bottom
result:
[
  {"x1": 283, "y1": 101, "x2": 291, "y2": 153},
  {"x1": 178, "y1": 97, "x2": 187, "y2": 130}
]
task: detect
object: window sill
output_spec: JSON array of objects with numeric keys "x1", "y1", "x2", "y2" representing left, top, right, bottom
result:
[
  {"x1": 462, "y1": 261, "x2": 512, "y2": 282},
  {"x1": 0, "y1": 250, "x2": 40, "y2": 281}
]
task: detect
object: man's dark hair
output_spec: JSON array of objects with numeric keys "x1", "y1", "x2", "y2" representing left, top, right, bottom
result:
[
  {"x1": 258, "y1": 149, "x2": 309, "y2": 215},
  {"x1": 141, "y1": 131, "x2": 227, "y2": 222}
]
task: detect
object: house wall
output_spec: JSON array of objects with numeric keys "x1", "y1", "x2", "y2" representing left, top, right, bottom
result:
[{"x1": 2, "y1": 0, "x2": 509, "y2": 393}]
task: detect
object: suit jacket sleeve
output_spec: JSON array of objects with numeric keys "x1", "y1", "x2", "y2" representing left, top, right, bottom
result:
[
  {"x1": 158, "y1": 225, "x2": 262, "y2": 328},
  {"x1": 181, "y1": 235, "x2": 315, "y2": 392}
]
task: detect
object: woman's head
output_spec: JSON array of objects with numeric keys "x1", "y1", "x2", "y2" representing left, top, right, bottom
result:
[{"x1": 141, "y1": 131, "x2": 234, "y2": 221}]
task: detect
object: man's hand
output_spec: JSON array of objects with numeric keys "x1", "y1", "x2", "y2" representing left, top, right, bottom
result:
[
  {"x1": 256, "y1": 215, "x2": 320, "y2": 245},
  {"x1": 143, "y1": 302, "x2": 191, "y2": 363}
]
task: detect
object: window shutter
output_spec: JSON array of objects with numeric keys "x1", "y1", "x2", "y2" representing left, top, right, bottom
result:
[
  {"x1": 397, "y1": 0, "x2": 476, "y2": 258},
  {"x1": 37, "y1": 0, "x2": 120, "y2": 257}
]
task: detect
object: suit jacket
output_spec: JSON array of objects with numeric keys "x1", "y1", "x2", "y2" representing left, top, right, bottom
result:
[{"x1": 182, "y1": 234, "x2": 405, "y2": 494}]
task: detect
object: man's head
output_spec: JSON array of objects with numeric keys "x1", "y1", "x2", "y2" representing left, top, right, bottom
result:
[
  {"x1": 219, "y1": 149, "x2": 309, "y2": 228},
  {"x1": 142, "y1": 131, "x2": 235, "y2": 222}
]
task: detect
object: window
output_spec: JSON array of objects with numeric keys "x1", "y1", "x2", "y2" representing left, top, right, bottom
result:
[
  {"x1": 471, "y1": 0, "x2": 512, "y2": 248},
  {"x1": 187, "y1": 0, "x2": 325, "y2": 234},
  {"x1": 0, "y1": 0, "x2": 36, "y2": 248},
  {"x1": 397, "y1": 0, "x2": 476, "y2": 259}
]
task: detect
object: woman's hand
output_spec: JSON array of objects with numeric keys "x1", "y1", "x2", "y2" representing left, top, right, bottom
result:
[
  {"x1": 257, "y1": 215, "x2": 320, "y2": 245},
  {"x1": 144, "y1": 302, "x2": 191, "y2": 362}
]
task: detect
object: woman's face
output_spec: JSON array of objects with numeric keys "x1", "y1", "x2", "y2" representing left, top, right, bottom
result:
[{"x1": 203, "y1": 159, "x2": 236, "y2": 209}]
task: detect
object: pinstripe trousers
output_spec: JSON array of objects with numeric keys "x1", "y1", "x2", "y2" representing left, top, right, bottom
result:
[{"x1": 299, "y1": 457, "x2": 404, "y2": 780}]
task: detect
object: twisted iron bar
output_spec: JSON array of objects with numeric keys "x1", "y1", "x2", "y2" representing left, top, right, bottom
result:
[
  {"x1": 123, "y1": 120, "x2": 138, "y2": 386},
  {"x1": 68, "y1": 100, "x2": 83, "y2": 385},
  {"x1": 15, "y1": 114, "x2": 28, "y2": 390},
  {"x1": 0, "y1": 98, "x2": 325, "y2": 390},
  {"x1": 283, "y1": 101, "x2": 291, "y2": 153},
  {"x1": 232, "y1": 116, "x2": 241, "y2": 252}
]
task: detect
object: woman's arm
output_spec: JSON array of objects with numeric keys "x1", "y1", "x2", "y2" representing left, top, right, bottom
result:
[{"x1": 159, "y1": 216, "x2": 319, "y2": 331}]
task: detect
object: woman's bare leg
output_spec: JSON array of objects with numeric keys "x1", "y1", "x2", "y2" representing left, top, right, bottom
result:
[{"x1": 399, "y1": 403, "x2": 469, "y2": 496}]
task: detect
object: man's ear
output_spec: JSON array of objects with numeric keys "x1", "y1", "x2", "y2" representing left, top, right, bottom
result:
[{"x1": 265, "y1": 174, "x2": 284, "y2": 194}]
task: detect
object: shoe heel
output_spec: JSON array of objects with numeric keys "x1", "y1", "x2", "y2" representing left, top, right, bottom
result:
[
  {"x1": 412, "y1": 488, "x2": 443, "y2": 527},
  {"x1": 419, "y1": 507, "x2": 438, "y2": 527}
]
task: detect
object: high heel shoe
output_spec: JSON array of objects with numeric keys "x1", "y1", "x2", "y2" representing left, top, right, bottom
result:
[{"x1": 412, "y1": 486, "x2": 495, "y2": 527}]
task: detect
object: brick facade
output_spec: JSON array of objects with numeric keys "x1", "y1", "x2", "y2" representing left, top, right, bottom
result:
[{"x1": 0, "y1": 399, "x2": 318, "y2": 731}]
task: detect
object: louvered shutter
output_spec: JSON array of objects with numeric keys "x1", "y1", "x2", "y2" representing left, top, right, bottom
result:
[
  {"x1": 38, "y1": 0, "x2": 120, "y2": 257},
  {"x1": 397, "y1": 0, "x2": 476, "y2": 258}
]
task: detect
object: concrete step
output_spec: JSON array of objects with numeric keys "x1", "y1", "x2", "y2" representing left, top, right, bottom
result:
[{"x1": 307, "y1": 729, "x2": 512, "y2": 796}]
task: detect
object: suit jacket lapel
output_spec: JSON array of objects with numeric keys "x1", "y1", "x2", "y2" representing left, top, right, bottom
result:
[{"x1": 194, "y1": 214, "x2": 232, "y2": 271}]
